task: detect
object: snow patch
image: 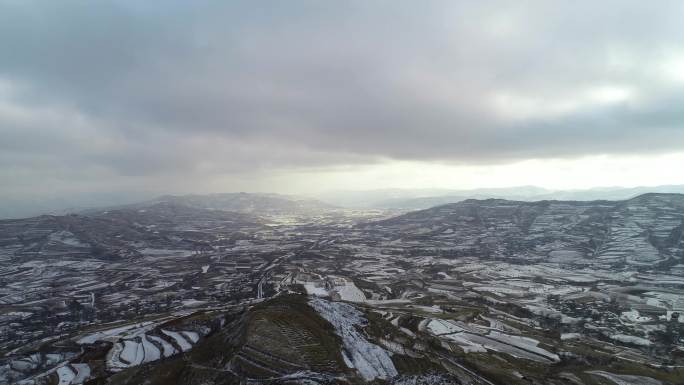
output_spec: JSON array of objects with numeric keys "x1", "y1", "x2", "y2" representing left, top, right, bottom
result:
[
  {"x1": 162, "y1": 329, "x2": 192, "y2": 351},
  {"x1": 587, "y1": 370, "x2": 662, "y2": 385},
  {"x1": 71, "y1": 363, "x2": 91, "y2": 384},
  {"x1": 309, "y1": 297, "x2": 397, "y2": 381},
  {"x1": 56, "y1": 365, "x2": 75, "y2": 385},
  {"x1": 610, "y1": 334, "x2": 652, "y2": 346}
]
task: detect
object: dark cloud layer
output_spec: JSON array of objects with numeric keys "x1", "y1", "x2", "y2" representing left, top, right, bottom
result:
[{"x1": 1, "y1": 0, "x2": 684, "y2": 197}]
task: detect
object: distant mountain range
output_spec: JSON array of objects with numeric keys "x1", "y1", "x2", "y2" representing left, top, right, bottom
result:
[
  {"x1": 79, "y1": 192, "x2": 337, "y2": 218},
  {"x1": 0, "y1": 192, "x2": 336, "y2": 220},
  {"x1": 150, "y1": 192, "x2": 336, "y2": 216},
  {"x1": 316, "y1": 185, "x2": 684, "y2": 210},
  {"x1": 4, "y1": 185, "x2": 684, "y2": 219}
]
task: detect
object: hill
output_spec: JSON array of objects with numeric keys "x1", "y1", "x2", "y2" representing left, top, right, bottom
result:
[{"x1": 363, "y1": 193, "x2": 684, "y2": 266}]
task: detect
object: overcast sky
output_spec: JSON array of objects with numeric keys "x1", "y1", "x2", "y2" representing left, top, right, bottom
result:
[{"x1": 2, "y1": 0, "x2": 684, "y2": 210}]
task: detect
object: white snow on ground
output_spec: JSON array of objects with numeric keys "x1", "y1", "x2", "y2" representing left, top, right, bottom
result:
[
  {"x1": 138, "y1": 248, "x2": 194, "y2": 258},
  {"x1": 620, "y1": 309, "x2": 652, "y2": 323},
  {"x1": 406, "y1": 305, "x2": 443, "y2": 314},
  {"x1": 482, "y1": 316, "x2": 521, "y2": 334},
  {"x1": 482, "y1": 316, "x2": 504, "y2": 331},
  {"x1": 586, "y1": 370, "x2": 662, "y2": 385},
  {"x1": 49, "y1": 231, "x2": 89, "y2": 248},
  {"x1": 610, "y1": 334, "x2": 652, "y2": 346},
  {"x1": 426, "y1": 318, "x2": 559, "y2": 362},
  {"x1": 561, "y1": 333, "x2": 581, "y2": 340},
  {"x1": 399, "y1": 326, "x2": 416, "y2": 337},
  {"x1": 71, "y1": 363, "x2": 91, "y2": 384},
  {"x1": 427, "y1": 319, "x2": 463, "y2": 335},
  {"x1": 57, "y1": 365, "x2": 75, "y2": 385},
  {"x1": 365, "y1": 299, "x2": 411, "y2": 305},
  {"x1": 147, "y1": 335, "x2": 176, "y2": 357},
  {"x1": 393, "y1": 374, "x2": 462, "y2": 385},
  {"x1": 441, "y1": 333, "x2": 487, "y2": 353},
  {"x1": 465, "y1": 333, "x2": 557, "y2": 362},
  {"x1": 46, "y1": 353, "x2": 64, "y2": 366},
  {"x1": 77, "y1": 321, "x2": 155, "y2": 344},
  {"x1": 1, "y1": 311, "x2": 33, "y2": 321},
  {"x1": 472, "y1": 285, "x2": 526, "y2": 297},
  {"x1": 162, "y1": 329, "x2": 193, "y2": 351},
  {"x1": 12, "y1": 352, "x2": 44, "y2": 371},
  {"x1": 105, "y1": 330, "x2": 196, "y2": 371},
  {"x1": 487, "y1": 331, "x2": 560, "y2": 362},
  {"x1": 417, "y1": 318, "x2": 430, "y2": 332},
  {"x1": 120, "y1": 340, "x2": 144, "y2": 365},
  {"x1": 309, "y1": 297, "x2": 397, "y2": 381},
  {"x1": 106, "y1": 341, "x2": 127, "y2": 371},
  {"x1": 524, "y1": 304, "x2": 561, "y2": 318},
  {"x1": 141, "y1": 336, "x2": 161, "y2": 363},
  {"x1": 301, "y1": 277, "x2": 367, "y2": 302},
  {"x1": 661, "y1": 311, "x2": 684, "y2": 323},
  {"x1": 335, "y1": 281, "x2": 366, "y2": 302},
  {"x1": 182, "y1": 331, "x2": 200, "y2": 343},
  {"x1": 561, "y1": 315, "x2": 582, "y2": 324},
  {"x1": 181, "y1": 299, "x2": 207, "y2": 308},
  {"x1": 303, "y1": 282, "x2": 329, "y2": 297},
  {"x1": 342, "y1": 351, "x2": 355, "y2": 368},
  {"x1": 379, "y1": 338, "x2": 411, "y2": 355}
]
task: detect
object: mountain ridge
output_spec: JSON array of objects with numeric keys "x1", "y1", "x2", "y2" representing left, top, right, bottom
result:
[
  {"x1": 320, "y1": 185, "x2": 684, "y2": 210},
  {"x1": 365, "y1": 192, "x2": 684, "y2": 267}
]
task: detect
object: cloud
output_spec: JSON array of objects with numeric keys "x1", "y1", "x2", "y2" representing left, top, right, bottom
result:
[{"x1": 1, "y1": 0, "x2": 684, "y2": 203}]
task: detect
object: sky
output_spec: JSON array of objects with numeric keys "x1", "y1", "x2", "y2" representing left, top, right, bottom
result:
[{"x1": 2, "y1": 0, "x2": 684, "y2": 213}]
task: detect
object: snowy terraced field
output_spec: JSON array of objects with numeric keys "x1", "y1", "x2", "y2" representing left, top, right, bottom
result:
[
  {"x1": 105, "y1": 328, "x2": 200, "y2": 371},
  {"x1": 427, "y1": 319, "x2": 559, "y2": 362},
  {"x1": 2, "y1": 194, "x2": 684, "y2": 385}
]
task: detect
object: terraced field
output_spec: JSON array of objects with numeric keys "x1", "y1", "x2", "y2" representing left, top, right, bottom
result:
[
  {"x1": 4, "y1": 194, "x2": 684, "y2": 385},
  {"x1": 368, "y1": 194, "x2": 684, "y2": 266},
  {"x1": 233, "y1": 296, "x2": 347, "y2": 378}
]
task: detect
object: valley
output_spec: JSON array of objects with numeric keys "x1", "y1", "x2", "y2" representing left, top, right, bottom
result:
[{"x1": 2, "y1": 193, "x2": 684, "y2": 384}]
